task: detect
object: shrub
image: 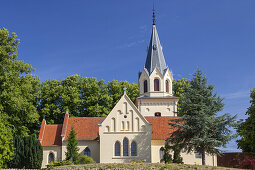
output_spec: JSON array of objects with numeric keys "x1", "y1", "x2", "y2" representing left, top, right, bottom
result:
[
  {"x1": 46, "y1": 160, "x2": 73, "y2": 168},
  {"x1": 239, "y1": 156, "x2": 255, "y2": 169},
  {"x1": 78, "y1": 155, "x2": 95, "y2": 164}
]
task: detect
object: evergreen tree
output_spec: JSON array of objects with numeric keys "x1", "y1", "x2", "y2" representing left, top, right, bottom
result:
[
  {"x1": 163, "y1": 139, "x2": 172, "y2": 163},
  {"x1": 168, "y1": 69, "x2": 238, "y2": 165},
  {"x1": 237, "y1": 88, "x2": 255, "y2": 152},
  {"x1": 65, "y1": 126, "x2": 80, "y2": 162},
  {"x1": 10, "y1": 135, "x2": 42, "y2": 169},
  {"x1": 172, "y1": 144, "x2": 183, "y2": 164}
]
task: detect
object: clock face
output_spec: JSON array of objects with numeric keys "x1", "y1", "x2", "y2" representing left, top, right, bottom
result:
[{"x1": 153, "y1": 44, "x2": 157, "y2": 50}]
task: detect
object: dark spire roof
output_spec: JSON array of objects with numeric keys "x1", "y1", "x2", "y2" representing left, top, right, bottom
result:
[{"x1": 144, "y1": 14, "x2": 168, "y2": 75}]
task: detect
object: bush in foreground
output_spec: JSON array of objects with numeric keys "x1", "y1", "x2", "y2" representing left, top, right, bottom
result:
[{"x1": 76, "y1": 155, "x2": 95, "y2": 164}]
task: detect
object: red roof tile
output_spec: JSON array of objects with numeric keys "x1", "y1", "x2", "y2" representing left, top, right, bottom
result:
[
  {"x1": 64, "y1": 117, "x2": 105, "y2": 141},
  {"x1": 41, "y1": 124, "x2": 63, "y2": 146},
  {"x1": 38, "y1": 119, "x2": 46, "y2": 140},
  {"x1": 145, "y1": 116, "x2": 179, "y2": 140}
]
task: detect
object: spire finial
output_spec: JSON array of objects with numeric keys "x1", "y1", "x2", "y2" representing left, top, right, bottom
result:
[{"x1": 152, "y1": 5, "x2": 156, "y2": 25}]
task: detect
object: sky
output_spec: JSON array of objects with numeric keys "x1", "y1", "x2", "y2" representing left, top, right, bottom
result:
[{"x1": 1, "y1": 0, "x2": 255, "y2": 152}]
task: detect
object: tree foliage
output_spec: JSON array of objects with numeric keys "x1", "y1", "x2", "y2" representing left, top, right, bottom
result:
[
  {"x1": 0, "y1": 28, "x2": 40, "y2": 136},
  {"x1": 173, "y1": 78, "x2": 190, "y2": 115},
  {"x1": 237, "y1": 88, "x2": 255, "y2": 152},
  {"x1": 10, "y1": 135, "x2": 43, "y2": 169},
  {"x1": 39, "y1": 77, "x2": 139, "y2": 124},
  {"x1": 0, "y1": 114, "x2": 13, "y2": 168},
  {"x1": 65, "y1": 126, "x2": 80, "y2": 162},
  {"x1": 168, "y1": 69, "x2": 238, "y2": 165}
]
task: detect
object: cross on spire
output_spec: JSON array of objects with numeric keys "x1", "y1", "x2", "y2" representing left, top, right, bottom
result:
[{"x1": 152, "y1": 6, "x2": 156, "y2": 25}]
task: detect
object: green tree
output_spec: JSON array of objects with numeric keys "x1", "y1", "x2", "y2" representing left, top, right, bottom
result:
[
  {"x1": 39, "y1": 75, "x2": 82, "y2": 124},
  {"x1": 173, "y1": 78, "x2": 190, "y2": 115},
  {"x1": 0, "y1": 28, "x2": 40, "y2": 136},
  {"x1": 237, "y1": 88, "x2": 255, "y2": 152},
  {"x1": 0, "y1": 113, "x2": 14, "y2": 168},
  {"x1": 168, "y1": 69, "x2": 238, "y2": 165},
  {"x1": 107, "y1": 80, "x2": 139, "y2": 107},
  {"x1": 80, "y1": 77, "x2": 112, "y2": 117},
  {"x1": 65, "y1": 126, "x2": 80, "y2": 162},
  {"x1": 163, "y1": 139, "x2": 172, "y2": 163},
  {"x1": 10, "y1": 135, "x2": 43, "y2": 169}
]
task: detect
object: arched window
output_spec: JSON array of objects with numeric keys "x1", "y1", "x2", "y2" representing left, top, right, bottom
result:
[
  {"x1": 123, "y1": 138, "x2": 129, "y2": 156},
  {"x1": 160, "y1": 147, "x2": 164, "y2": 161},
  {"x1": 48, "y1": 152, "x2": 55, "y2": 164},
  {"x1": 131, "y1": 141, "x2": 137, "y2": 156},
  {"x1": 144, "y1": 80, "x2": 148, "y2": 93},
  {"x1": 155, "y1": 112, "x2": 161, "y2": 117},
  {"x1": 154, "y1": 79, "x2": 160, "y2": 91},
  {"x1": 166, "y1": 80, "x2": 169, "y2": 92},
  {"x1": 84, "y1": 147, "x2": 91, "y2": 157},
  {"x1": 115, "y1": 141, "x2": 120, "y2": 156}
]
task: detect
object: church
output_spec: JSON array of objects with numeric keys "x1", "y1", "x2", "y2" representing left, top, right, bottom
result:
[{"x1": 38, "y1": 12, "x2": 217, "y2": 168}]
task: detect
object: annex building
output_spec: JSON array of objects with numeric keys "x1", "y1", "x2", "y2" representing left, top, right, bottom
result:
[{"x1": 38, "y1": 13, "x2": 217, "y2": 168}]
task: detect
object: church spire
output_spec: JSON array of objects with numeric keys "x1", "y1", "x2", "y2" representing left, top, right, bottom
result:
[{"x1": 144, "y1": 9, "x2": 167, "y2": 75}]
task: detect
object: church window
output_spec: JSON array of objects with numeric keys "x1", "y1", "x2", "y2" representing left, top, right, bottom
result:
[
  {"x1": 144, "y1": 80, "x2": 148, "y2": 93},
  {"x1": 48, "y1": 152, "x2": 55, "y2": 164},
  {"x1": 123, "y1": 138, "x2": 129, "y2": 156},
  {"x1": 166, "y1": 80, "x2": 169, "y2": 92},
  {"x1": 195, "y1": 149, "x2": 202, "y2": 158},
  {"x1": 115, "y1": 141, "x2": 120, "y2": 156},
  {"x1": 155, "y1": 112, "x2": 161, "y2": 117},
  {"x1": 131, "y1": 141, "x2": 137, "y2": 156},
  {"x1": 159, "y1": 147, "x2": 164, "y2": 161},
  {"x1": 154, "y1": 79, "x2": 160, "y2": 91},
  {"x1": 84, "y1": 147, "x2": 91, "y2": 157}
]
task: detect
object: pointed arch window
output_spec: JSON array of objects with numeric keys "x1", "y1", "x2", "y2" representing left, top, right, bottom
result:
[
  {"x1": 144, "y1": 80, "x2": 148, "y2": 93},
  {"x1": 84, "y1": 147, "x2": 91, "y2": 157},
  {"x1": 131, "y1": 141, "x2": 137, "y2": 156},
  {"x1": 160, "y1": 147, "x2": 164, "y2": 161},
  {"x1": 48, "y1": 152, "x2": 55, "y2": 164},
  {"x1": 154, "y1": 79, "x2": 160, "y2": 91},
  {"x1": 166, "y1": 80, "x2": 169, "y2": 93},
  {"x1": 115, "y1": 141, "x2": 120, "y2": 156},
  {"x1": 123, "y1": 138, "x2": 129, "y2": 156}
]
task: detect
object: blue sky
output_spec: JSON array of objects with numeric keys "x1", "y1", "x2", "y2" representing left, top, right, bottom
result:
[{"x1": 1, "y1": 0, "x2": 255, "y2": 152}]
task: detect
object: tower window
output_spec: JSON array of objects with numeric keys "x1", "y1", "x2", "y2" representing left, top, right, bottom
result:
[
  {"x1": 144, "y1": 80, "x2": 148, "y2": 93},
  {"x1": 155, "y1": 112, "x2": 161, "y2": 117},
  {"x1": 154, "y1": 79, "x2": 160, "y2": 91},
  {"x1": 166, "y1": 80, "x2": 169, "y2": 93}
]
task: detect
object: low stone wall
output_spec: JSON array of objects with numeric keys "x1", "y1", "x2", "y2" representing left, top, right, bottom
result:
[{"x1": 217, "y1": 152, "x2": 255, "y2": 168}]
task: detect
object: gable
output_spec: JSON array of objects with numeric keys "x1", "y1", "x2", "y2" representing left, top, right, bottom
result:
[{"x1": 100, "y1": 94, "x2": 150, "y2": 133}]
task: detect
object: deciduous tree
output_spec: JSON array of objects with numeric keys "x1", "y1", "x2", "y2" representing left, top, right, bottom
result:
[{"x1": 237, "y1": 88, "x2": 255, "y2": 152}]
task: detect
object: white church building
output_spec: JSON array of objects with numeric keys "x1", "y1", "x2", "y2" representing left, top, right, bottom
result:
[{"x1": 38, "y1": 12, "x2": 217, "y2": 168}]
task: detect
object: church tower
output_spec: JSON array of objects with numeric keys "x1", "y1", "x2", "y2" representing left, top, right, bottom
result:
[{"x1": 136, "y1": 9, "x2": 179, "y2": 117}]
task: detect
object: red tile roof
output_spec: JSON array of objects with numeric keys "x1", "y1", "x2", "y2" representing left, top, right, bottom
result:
[
  {"x1": 41, "y1": 124, "x2": 63, "y2": 146},
  {"x1": 38, "y1": 119, "x2": 46, "y2": 141},
  {"x1": 39, "y1": 115, "x2": 179, "y2": 146},
  {"x1": 145, "y1": 116, "x2": 179, "y2": 140},
  {"x1": 64, "y1": 117, "x2": 105, "y2": 141}
]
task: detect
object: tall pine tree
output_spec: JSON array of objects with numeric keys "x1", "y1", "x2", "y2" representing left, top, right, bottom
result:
[
  {"x1": 168, "y1": 69, "x2": 238, "y2": 165},
  {"x1": 237, "y1": 88, "x2": 255, "y2": 152},
  {"x1": 65, "y1": 126, "x2": 80, "y2": 162}
]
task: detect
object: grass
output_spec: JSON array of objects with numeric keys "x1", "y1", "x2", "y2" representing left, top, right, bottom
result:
[{"x1": 50, "y1": 163, "x2": 244, "y2": 170}]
